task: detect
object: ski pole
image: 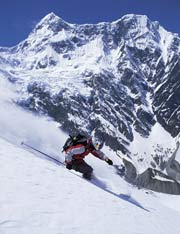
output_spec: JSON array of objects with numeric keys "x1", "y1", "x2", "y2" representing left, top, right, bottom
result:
[
  {"x1": 21, "y1": 142, "x2": 65, "y2": 166},
  {"x1": 21, "y1": 142, "x2": 88, "y2": 179}
]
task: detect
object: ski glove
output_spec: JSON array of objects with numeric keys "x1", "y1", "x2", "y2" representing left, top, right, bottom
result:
[
  {"x1": 66, "y1": 163, "x2": 73, "y2": 170},
  {"x1": 105, "y1": 158, "x2": 113, "y2": 165}
]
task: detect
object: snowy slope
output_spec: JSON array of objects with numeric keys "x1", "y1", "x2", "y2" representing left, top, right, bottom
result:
[
  {"x1": 129, "y1": 123, "x2": 176, "y2": 173},
  {"x1": 1, "y1": 136, "x2": 180, "y2": 234}
]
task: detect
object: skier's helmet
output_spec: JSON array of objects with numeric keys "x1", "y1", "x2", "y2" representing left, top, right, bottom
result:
[{"x1": 92, "y1": 138, "x2": 104, "y2": 150}]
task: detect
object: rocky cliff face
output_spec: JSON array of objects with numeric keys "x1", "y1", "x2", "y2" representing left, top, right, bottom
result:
[{"x1": 0, "y1": 13, "x2": 180, "y2": 160}]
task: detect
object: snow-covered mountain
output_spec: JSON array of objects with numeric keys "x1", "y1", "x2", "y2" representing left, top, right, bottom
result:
[{"x1": 0, "y1": 12, "x2": 180, "y2": 184}]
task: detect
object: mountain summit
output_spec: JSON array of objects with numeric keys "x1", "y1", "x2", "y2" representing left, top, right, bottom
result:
[{"x1": 33, "y1": 12, "x2": 72, "y2": 33}]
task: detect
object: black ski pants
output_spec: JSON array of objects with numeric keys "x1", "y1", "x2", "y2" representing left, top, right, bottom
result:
[{"x1": 72, "y1": 159, "x2": 93, "y2": 180}]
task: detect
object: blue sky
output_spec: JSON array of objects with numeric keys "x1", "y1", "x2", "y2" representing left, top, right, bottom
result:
[{"x1": 0, "y1": 0, "x2": 180, "y2": 47}]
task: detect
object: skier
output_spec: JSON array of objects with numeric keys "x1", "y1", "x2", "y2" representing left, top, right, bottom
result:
[{"x1": 63, "y1": 134, "x2": 113, "y2": 180}]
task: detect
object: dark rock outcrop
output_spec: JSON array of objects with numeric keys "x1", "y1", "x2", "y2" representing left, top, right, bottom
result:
[{"x1": 121, "y1": 156, "x2": 180, "y2": 195}]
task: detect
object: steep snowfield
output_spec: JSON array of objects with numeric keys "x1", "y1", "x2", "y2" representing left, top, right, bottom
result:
[
  {"x1": 129, "y1": 123, "x2": 176, "y2": 173},
  {"x1": 1, "y1": 136, "x2": 180, "y2": 234}
]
